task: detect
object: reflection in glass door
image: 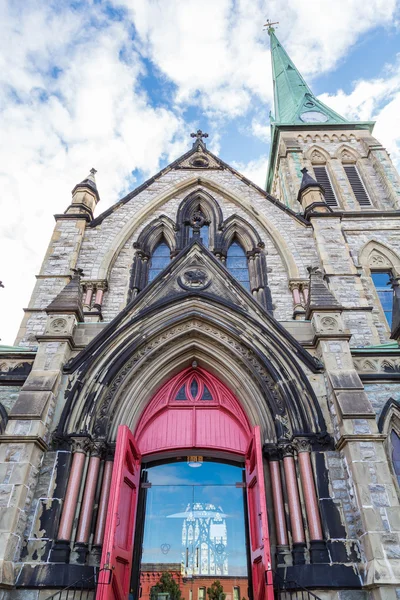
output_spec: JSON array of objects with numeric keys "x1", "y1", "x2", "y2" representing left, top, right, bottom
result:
[{"x1": 133, "y1": 460, "x2": 250, "y2": 600}]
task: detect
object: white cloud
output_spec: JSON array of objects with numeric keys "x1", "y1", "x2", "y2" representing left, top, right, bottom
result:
[
  {"x1": 318, "y1": 56, "x2": 400, "y2": 166},
  {"x1": 1, "y1": 0, "x2": 400, "y2": 345},
  {"x1": 232, "y1": 155, "x2": 269, "y2": 188}
]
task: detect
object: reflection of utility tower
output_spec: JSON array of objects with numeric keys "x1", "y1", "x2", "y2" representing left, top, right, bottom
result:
[{"x1": 181, "y1": 503, "x2": 228, "y2": 576}]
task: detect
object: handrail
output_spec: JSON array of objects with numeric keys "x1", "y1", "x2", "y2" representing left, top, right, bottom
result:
[
  {"x1": 273, "y1": 570, "x2": 323, "y2": 600},
  {"x1": 44, "y1": 567, "x2": 112, "y2": 600}
]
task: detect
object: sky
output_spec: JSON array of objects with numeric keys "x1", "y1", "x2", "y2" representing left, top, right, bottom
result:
[{"x1": 1, "y1": 0, "x2": 400, "y2": 345}]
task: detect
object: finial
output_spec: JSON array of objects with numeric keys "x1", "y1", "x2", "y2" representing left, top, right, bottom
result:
[
  {"x1": 263, "y1": 19, "x2": 279, "y2": 34},
  {"x1": 90, "y1": 168, "x2": 97, "y2": 176},
  {"x1": 190, "y1": 130, "x2": 209, "y2": 144},
  {"x1": 72, "y1": 268, "x2": 85, "y2": 279}
]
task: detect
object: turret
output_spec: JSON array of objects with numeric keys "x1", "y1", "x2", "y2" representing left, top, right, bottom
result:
[{"x1": 65, "y1": 168, "x2": 100, "y2": 221}]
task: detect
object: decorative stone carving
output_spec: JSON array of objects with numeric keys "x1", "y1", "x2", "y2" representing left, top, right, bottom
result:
[
  {"x1": 44, "y1": 314, "x2": 74, "y2": 336},
  {"x1": 178, "y1": 268, "x2": 211, "y2": 291},
  {"x1": 70, "y1": 435, "x2": 91, "y2": 454},
  {"x1": 294, "y1": 437, "x2": 312, "y2": 453},
  {"x1": 353, "y1": 356, "x2": 400, "y2": 374},
  {"x1": 369, "y1": 252, "x2": 390, "y2": 267},
  {"x1": 320, "y1": 316, "x2": 337, "y2": 331},
  {"x1": 340, "y1": 150, "x2": 355, "y2": 163},
  {"x1": 50, "y1": 318, "x2": 68, "y2": 333},
  {"x1": 310, "y1": 151, "x2": 325, "y2": 164}
]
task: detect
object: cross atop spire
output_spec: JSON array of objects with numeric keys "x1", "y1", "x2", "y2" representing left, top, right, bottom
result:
[
  {"x1": 191, "y1": 130, "x2": 209, "y2": 146},
  {"x1": 263, "y1": 19, "x2": 279, "y2": 32}
]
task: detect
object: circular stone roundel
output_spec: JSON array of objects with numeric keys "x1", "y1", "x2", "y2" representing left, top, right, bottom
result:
[{"x1": 178, "y1": 268, "x2": 211, "y2": 291}]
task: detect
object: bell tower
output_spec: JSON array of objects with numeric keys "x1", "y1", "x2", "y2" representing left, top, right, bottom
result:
[{"x1": 266, "y1": 25, "x2": 400, "y2": 212}]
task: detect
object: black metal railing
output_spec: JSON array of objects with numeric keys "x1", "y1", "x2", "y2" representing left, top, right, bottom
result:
[
  {"x1": 44, "y1": 568, "x2": 112, "y2": 600},
  {"x1": 273, "y1": 571, "x2": 323, "y2": 600}
]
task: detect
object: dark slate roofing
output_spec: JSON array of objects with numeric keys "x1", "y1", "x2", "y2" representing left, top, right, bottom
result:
[
  {"x1": 305, "y1": 267, "x2": 342, "y2": 318},
  {"x1": 46, "y1": 269, "x2": 84, "y2": 320},
  {"x1": 88, "y1": 139, "x2": 310, "y2": 228},
  {"x1": 72, "y1": 168, "x2": 99, "y2": 201}
]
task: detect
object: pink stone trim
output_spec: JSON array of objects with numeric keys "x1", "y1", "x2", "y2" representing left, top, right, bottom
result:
[
  {"x1": 269, "y1": 460, "x2": 288, "y2": 546},
  {"x1": 94, "y1": 460, "x2": 113, "y2": 546},
  {"x1": 76, "y1": 455, "x2": 101, "y2": 544},
  {"x1": 94, "y1": 288, "x2": 104, "y2": 308},
  {"x1": 58, "y1": 452, "x2": 86, "y2": 541},
  {"x1": 298, "y1": 451, "x2": 323, "y2": 541},
  {"x1": 283, "y1": 455, "x2": 305, "y2": 544}
]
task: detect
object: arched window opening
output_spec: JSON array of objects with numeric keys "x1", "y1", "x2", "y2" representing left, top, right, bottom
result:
[
  {"x1": 390, "y1": 429, "x2": 400, "y2": 488},
  {"x1": 148, "y1": 241, "x2": 171, "y2": 282},
  {"x1": 371, "y1": 271, "x2": 393, "y2": 326},
  {"x1": 226, "y1": 241, "x2": 250, "y2": 291}
]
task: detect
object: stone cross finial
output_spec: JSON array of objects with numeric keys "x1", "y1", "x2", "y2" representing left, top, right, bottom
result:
[
  {"x1": 72, "y1": 268, "x2": 85, "y2": 278},
  {"x1": 90, "y1": 168, "x2": 97, "y2": 176},
  {"x1": 190, "y1": 130, "x2": 209, "y2": 142}
]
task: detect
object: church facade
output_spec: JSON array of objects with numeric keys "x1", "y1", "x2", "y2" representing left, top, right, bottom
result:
[{"x1": 1, "y1": 27, "x2": 400, "y2": 600}]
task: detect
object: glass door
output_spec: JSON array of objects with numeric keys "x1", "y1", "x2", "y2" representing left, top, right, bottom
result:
[{"x1": 133, "y1": 460, "x2": 250, "y2": 600}]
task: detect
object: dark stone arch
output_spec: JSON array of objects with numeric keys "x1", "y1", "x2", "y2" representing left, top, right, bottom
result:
[
  {"x1": 58, "y1": 297, "x2": 327, "y2": 444},
  {"x1": 219, "y1": 214, "x2": 263, "y2": 254},
  {"x1": 218, "y1": 215, "x2": 272, "y2": 312},
  {"x1": 128, "y1": 216, "x2": 176, "y2": 301},
  {"x1": 176, "y1": 189, "x2": 223, "y2": 250}
]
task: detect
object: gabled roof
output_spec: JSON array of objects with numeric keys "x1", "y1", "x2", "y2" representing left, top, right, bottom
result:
[
  {"x1": 65, "y1": 238, "x2": 322, "y2": 374},
  {"x1": 89, "y1": 137, "x2": 309, "y2": 227}
]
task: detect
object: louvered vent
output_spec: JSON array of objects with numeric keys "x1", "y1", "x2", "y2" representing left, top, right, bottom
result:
[
  {"x1": 343, "y1": 165, "x2": 371, "y2": 206},
  {"x1": 313, "y1": 166, "x2": 338, "y2": 207}
]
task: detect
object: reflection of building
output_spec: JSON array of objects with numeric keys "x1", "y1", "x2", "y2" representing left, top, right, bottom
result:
[
  {"x1": 181, "y1": 503, "x2": 228, "y2": 576},
  {"x1": 140, "y1": 564, "x2": 247, "y2": 600}
]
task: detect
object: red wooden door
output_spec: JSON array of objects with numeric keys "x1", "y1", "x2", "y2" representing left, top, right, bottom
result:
[
  {"x1": 246, "y1": 426, "x2": 274, "y2": 600},
  {"x1": 96, "y1": 426, "x2": 141, "y2": 600}
]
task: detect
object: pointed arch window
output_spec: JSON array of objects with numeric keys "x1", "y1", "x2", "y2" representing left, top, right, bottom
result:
[
  {"x1": 148, "y1": 241, "x2": 171, "y2": 282},
  {"x1": 226, "y1": 241, "x2": 250, "y2": 291},
  {"x1": 390, "y1": 430, "x2": 400, "y2": 488},
  {"x1": 371, "y1": 271, "x2": 393, "y2": 326}
]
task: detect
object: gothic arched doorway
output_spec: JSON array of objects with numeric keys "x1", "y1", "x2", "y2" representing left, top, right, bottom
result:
[{"x1": 96, "y1": 367, "x2": 273, "y2": 600}]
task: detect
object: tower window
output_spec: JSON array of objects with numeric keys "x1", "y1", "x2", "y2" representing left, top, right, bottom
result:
[
  {"x1": 313, "y1": 166, "x2": 338, "y2": 207},
  {"x1": 390, "y1": 430, "x2": 400, "y2": 488},
  {"x1": 148, "y1": 241, "x2": 171, "y2": 282},
  {"x1": 226, "y1": 242, "x2": 250, "y2": 291},
  {"x1": 344, "y1": 165, "x2": 371, "y2": 207},
  {"x1": 371, "y1": 271, "x2": 393, "y2": 326}
]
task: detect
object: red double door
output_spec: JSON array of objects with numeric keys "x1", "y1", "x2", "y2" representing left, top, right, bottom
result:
[{"x1": 96, "y1": 425, "x2": 273, "y2": 600}]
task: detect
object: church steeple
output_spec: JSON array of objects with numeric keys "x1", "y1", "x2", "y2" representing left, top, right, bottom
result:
[
  {"x1": 265, "y1": 26, "x2": 375, "y2": 196},
  {"x1": 268, "y1": 27, "x2": 347, "y2": 126}
]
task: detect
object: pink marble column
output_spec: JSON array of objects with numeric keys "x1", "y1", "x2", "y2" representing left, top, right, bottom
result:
[
  {"x1": 292, "y1": 286, "x2": 301, "y2": 305},
  {"x1": 297, "y1": 445, "x2": 323, "y2": 541},
  {"x1": 83, "y1": 286, "x2": 93, "y2": 308},
  {"x1": 269, "y1": 459, "x2": 288, "y2": 546},
  {"x1": 94, "y1": 460, "x2": 114, "y2": 546},
  {"x1": 58, "y1": 449, "x2": 87, "y2": 541},
  {"x1": 282, "y1": 448, "x2": 305, "y2": 544},
  {"x1": 302, "y1": 285, "x2": 309, "y2": 304},
  {"x1": 75, "y1": 454, "x2": 101, "y2": 544},
  {"x1": 93, "y1": 287, "x2": 104, "y2": 309}
]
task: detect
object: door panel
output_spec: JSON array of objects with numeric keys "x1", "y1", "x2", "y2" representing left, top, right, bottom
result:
[
  {"x1": 245, "y1": 427, "x2": 273, "y2": 600},
  {"x1": 136, "y1": 460, "x2": 250, "y2": 600},
  {"x1": 97, "y1": 426, "x2": 141, "y2": 600}
]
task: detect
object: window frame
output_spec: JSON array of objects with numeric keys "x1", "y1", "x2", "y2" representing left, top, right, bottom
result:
[
  {"x1": 370, "y1": 270, "x2": 394, "y2": 328},
  {"x1": 226, "y1": 240, "x2": 251, "y2": 292}
]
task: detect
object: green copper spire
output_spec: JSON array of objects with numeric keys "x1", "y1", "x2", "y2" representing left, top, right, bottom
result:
[{"x1": 269, "y1": 27, "x2": 347, "y2": 125}]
